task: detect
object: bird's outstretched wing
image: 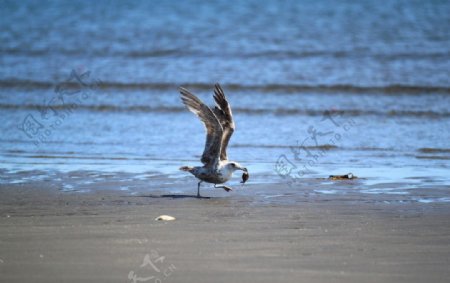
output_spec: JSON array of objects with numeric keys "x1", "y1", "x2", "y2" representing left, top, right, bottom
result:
[
  {"x1": 180, "y1": 87, "x2": 223, "y2": 167},
  {"x1": 212, "y1": 83, "x2": 235, "y2": 161}
]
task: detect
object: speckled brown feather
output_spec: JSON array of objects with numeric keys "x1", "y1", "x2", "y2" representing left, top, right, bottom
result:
[
  {"x1": 212, "y1": 83, "x2": 235, "y2": 161},
  {"x1": 179, "y1": 87, "x2": 223, "y2": 167}
]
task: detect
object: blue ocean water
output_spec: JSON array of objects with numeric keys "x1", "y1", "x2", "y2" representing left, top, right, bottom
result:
[{"x1": 0, "y1": 0, "x2": 449, "y2": 202}]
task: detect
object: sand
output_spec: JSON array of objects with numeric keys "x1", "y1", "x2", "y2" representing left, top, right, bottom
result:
[{"x1": 0, "y1": 181, "x2": 449, "y2": 283}]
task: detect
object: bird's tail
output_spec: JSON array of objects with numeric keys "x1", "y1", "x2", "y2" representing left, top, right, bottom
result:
[{"x1": 179, "y1": 166, "x2": 194, "y2": 172}]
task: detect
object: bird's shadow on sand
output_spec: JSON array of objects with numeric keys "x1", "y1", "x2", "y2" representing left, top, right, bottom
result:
[{"x1": 134, "y1": 194, "x2": 213, "y2": 199}]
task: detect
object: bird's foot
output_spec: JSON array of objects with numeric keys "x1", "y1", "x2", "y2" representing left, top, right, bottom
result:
[
  {"x1": 214, "y1": 184, "x2": 233, "y2": 192},
  {"x1": 222, "y1": 186, "x2": 233, "y2": 192}
]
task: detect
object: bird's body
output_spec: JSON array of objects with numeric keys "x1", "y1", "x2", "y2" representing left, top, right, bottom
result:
[
  {"x1": 179, "y1": 84, "x2": 248, "y2": 197},
  {"x1": 181, "y1": 160, "x2": 237, "y2": 184}
]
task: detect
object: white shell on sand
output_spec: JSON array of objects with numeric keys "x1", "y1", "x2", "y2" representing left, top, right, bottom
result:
[{"x1": 155, "y1": 215, "x2": 176, "y2": 221}]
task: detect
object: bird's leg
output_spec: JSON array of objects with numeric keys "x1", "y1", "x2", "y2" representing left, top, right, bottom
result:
[
  {"x1": 197, "y1": 181, "x2": 202, "y2": 198},
  {"x1": 214, "y1": 184, "x2": 233, "y2": 192}
]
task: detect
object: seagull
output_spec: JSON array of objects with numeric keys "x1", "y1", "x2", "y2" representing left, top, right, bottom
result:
[{"x1": 179, "y1": 83, "x2": 248, "y2": 198}]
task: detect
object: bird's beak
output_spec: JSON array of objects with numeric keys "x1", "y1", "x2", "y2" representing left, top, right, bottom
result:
[{"x1": 236, "y1": 164, "x2": 247, "y2": 172}]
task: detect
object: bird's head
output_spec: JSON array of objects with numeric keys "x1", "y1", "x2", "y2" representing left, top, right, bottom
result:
[{"x1": 227, "y1": 161, "x2": 248, "y2": 173}]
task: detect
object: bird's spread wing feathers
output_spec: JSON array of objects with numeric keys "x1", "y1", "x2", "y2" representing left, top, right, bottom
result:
[
  {"x1": 212, "y1": 83, "x2": 235, "y2": 161},
  {"x1": 179, "y1": 87, "x2": 223, "y2": 166}
]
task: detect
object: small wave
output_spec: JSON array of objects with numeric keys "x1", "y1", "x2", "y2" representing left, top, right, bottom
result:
[
  {"x1": 233, "y1": 144, "x2": 338, "y2": 150},
  {"x1": 0, "y1": 48, "x2": 187, "y2": 58},
  {"x1": 0, "y1": 80, "x2": 449, "y2": 95},
  {"x1": 127, "y1": 49, "x2": 188, "y2": 58},
  {"x1": 237, "y1": 50, "x2": 450, "y2": 61},
  {"x1": 416, "y1": 155, "x2": 450, "y2": 160},
  {"x1": 418, "y1": 148, "x2": 450, "y2": 153},
  {"x1": 415, "y1": 148, "x2": 450, "y2": 161},
  {"x1": 1, "y1": 103, "x2": 449, "y2": 118},
  {"x1": 353, "y1": 147, "x2": 397, "y2": 152},
  {"x1": 9, "y1": 154, "x2": 146, "y2": 161},
  {"x1": 0, "y1": 103, "x2": 182, "y2": 113},
  {"x1": 2, "y1": 47, "x2": 449, "y2": 61},
  {"x1": 233, "y1": 144, "x2": 403, "y2": 152}
]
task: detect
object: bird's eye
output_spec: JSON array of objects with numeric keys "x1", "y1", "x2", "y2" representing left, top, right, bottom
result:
[{"x1": 232, "y1": 163, "x2": 236, "y2": 167}]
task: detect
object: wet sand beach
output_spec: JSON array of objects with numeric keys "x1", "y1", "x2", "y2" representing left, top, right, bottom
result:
[{"x1": 1, "y1": 175, "x2": 449, "y2": 283}]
